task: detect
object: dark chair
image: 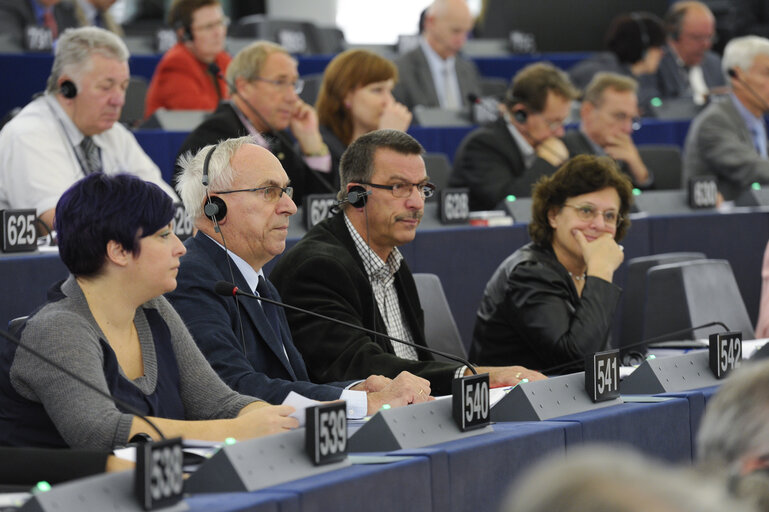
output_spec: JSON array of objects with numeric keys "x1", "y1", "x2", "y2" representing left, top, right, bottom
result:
[
  {"x1": 413, "y1": 273, "x2": 467, "y2": 362},
  {"x1": 316, "y1": 26, "x2": 346, "y2": 54},
  {"x1": 298, "y1": 73, "x2": 323, "y2": 106},
  {"x1": 423, "y1": 152, "x2": 452, "y2": 194},
  {"x1": 637, "y1": 144, "x2": 683, "y2": 190},
  {"x1": 642, "y1": 259, "x2": 755, "y2": 343},
  {"x1": 230, "y1": 16, "x2": 323, "y2": 55},
  {"x1": 120, "y1": 76, "x2": 149, "y2": 129},
  {"x1": 620, "y1": 252, "x2": 706, "y2": 353}
]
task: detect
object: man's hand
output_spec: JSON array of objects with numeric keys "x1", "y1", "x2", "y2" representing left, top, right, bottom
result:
[
  {"x1": 290, "y1": 100, "x2": 326, "y2": 155},
  {"x1": 475, "y1": 366, "x2": 547, "y2": 387},
  {"x1": 535, "y1": 136, "x2": 569, "y2": 167},
  {"x1": 603, "y1": 133, "x2": 649, "y2": 184},
  {"x1": 573, "y1": 230, "x2": 624, "y2": 282},
  {"x1": 365, "y1": 371, "x2": 432, "y2": 415},
  {"x1": 350, "y1": 374, "x2": 392, "y2": 393}
]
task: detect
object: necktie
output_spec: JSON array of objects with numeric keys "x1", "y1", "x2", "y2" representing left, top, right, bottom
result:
[
  {"x1": 43, "y1": 9, "x2": 58, "y2": 40},
  {"x1": 256, "y1": 276, "x2": 281, "y2": 334},
  {"x1": 443, "y1": 65, "x2": 460, "y2": 109},
  {"x1": 80, "y1": 137, "x2": 101, "y2": 175},
  {"x1": 752, "y1": 125, "x2": 768, "y2": 159}
]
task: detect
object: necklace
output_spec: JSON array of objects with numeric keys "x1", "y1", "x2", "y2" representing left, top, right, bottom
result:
[{"x1": 569, "y1": 272, "x2": 587, "y2": 281}]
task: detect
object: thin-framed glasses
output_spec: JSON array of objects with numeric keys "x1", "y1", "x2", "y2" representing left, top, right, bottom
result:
[
  {"x1": 252, "y1": 77, "x2": 305, "y2": 94},
  {"x1": 215, "y1": 185, "x2": 294, "y2": 203},
  {"x1": 192, "y1": 16, "x2": 230, "y2": 33},
  {"x1": 563, "y1": 203, "x2": 622, "y2": 227},
  {"x1": 359, "y1": 181, "x2": 436, "y2": 199}
]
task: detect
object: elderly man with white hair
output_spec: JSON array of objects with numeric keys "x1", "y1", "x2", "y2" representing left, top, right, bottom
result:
[{"x1": 682, "y1": 35, "x2": 769, "y2": 201}]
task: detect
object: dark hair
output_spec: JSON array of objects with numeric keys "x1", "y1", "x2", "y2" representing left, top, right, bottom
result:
[
  {"x1": 316, "y1": 49, "x2": 398, "y2": 146},
  {"x1": 55, "y1": 173, "x2": 175, "y2": 277},
  {"x1": 529, "y1": 155, "x2": 633, "y2": 245},
  {"x1": 168, "y1": 0, "x2": 220, "y2": 34},
  {"x1": 338, "y1": 129, "x2": 423, "y2": 201},
  {"x1": 504, "y1": 62, "x2": 579, "y2": 112},
  {"x1": 606, "y1": 12, "x2": 666, "y2": 64}
]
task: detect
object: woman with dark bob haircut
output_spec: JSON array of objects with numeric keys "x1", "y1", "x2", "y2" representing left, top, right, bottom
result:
[
  {"x1": 316, "y1": 49, "x2": 412, "y2": 176},
  {"x1": 469, "y1": 155, "x2": 633, "y2": 373},
  {"x1": 0, "y1": 173, "x2": 297, "y2": 450}
]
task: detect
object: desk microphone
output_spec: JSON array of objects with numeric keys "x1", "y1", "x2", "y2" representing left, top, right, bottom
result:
[
  {"x1": 541, "y1": 320, "x2": 731, "y2": 375},
  {"x1": 467, "y1": 93, "x2": 500, "y2": 121},
  {"x1": 213, "y1": 280, "x2": 478, "y2": 374},
  {"x1": 208, "y1": 63, "x2": 336, "y2": 194},
  {"x1": 0, "y1": 329, "x2": 166, "y2": 442},
  {"x1": 727, "y1": 68, "x2": 769, "y2": 113}
]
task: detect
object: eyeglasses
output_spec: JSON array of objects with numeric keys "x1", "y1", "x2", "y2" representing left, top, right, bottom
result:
[
  {"x1": 191, "y1": 16, "x2": 230, "y2": 33},
  {"x1": 563, "y1": 203, "x2": 622, "y2": 227},
  {"x1": 538, "y1": 114, "x2": 566, "y2": 132},
  {"x1": 252, "y1": 76, "x2": 305, "y2": 94},
  {"x1": 215, "y1": 185, "x2": 294, "y2": 203},
  {"x1": 603, "y1": 111, "x2": 642, "y2": 131},
  {"x1": 359, "y1": 181, "x2": 436, "y2": 199}
]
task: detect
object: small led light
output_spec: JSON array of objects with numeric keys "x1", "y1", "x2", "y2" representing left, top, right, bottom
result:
[{"x1": 224, "y1": 437, "x2": 237, "y2": 445}]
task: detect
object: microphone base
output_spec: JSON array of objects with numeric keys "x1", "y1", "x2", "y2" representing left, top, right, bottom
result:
[{"x1": 491, "y1": 372, "x2": 623, "y2": 422}]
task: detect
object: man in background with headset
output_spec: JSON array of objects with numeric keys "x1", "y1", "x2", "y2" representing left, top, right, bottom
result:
[
  {"x1": 168, "y1": 136, "x2": 431, "y2": 417},
  {"x1": 271, "y1": 129, "x2": 545, "y2": 397},
  {"x1": 144, "y1": 0, "x2": 230, "y2": 119},
  {"x1": 449, "y1": 62, "x2": 579, "y2": 211},
  {"x1": 0, "y1": 26, "x2": 176, "y2": 232}
]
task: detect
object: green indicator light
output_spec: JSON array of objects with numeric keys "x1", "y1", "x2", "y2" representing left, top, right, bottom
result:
[
  {"x1": 646, "y1": 354, "x2": 656, "y2": 360},
  {"x1": 752, "y1": 182, "x2": 762, "y2": 191},
  {"x1": 506, "y1": 195, "x2": 517, "y2": 202},
  {"x1": 224, "y1": 437, "x2": 237, "y2": 445},
  {"x1": 632, "y1": 188, "x2": 641, "y2": 196},
  {"x1": 381, "y1": 404, "x2": 391, "y2": 410},
  {"x1": 650, "y1": 97, "x2": 663, "y2": 107},
  {"x1": 35, "y1": 481, "x2": 52, "y2": 493}
]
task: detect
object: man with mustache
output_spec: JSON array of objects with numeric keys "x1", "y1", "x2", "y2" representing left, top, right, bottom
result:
[
  {"x1": 271, "y1": 129, "x2": 545, "y2": 396},
  {"x1": 168, "y1": 136, "x2": 431, "y2": 416}
]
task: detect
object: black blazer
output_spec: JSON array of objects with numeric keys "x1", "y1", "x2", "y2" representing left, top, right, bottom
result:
[
  {"x1": 270, "y1": 213, "x2": 460, "y2": 396},
  {"x1": 166, "y1": 231, "x2": 350, "y2": 404},
  {"x1": 173, "y1": 102, "x2": 334, "y2": 206},
  {"x1": 450, "y1": 117, "x2": 557, "y2": 210}
]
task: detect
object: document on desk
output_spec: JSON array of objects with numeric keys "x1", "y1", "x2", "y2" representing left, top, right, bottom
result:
[{"x1": 282, "y1": 391, "x2": 321, "y2": 427}]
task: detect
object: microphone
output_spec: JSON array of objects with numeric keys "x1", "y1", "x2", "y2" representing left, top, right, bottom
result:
[
  {"x1": 727, "y1": 68, "x2": 769, "y2": 113},
  {"x1": 467, "y1": 93, "x2": 500, "y2": 118},
  {"x1": 0, "y1": 329, "x2": 167, "y2": 442},
  {"x1": 207, "y1": 63, "x2": 336, "y2": 194},
  {"x1": 541, "y1": 320, "x2": 731, "y2": 375},
  {"x1": 213, "y1": 281, "x2": 478, "y2": 375}
]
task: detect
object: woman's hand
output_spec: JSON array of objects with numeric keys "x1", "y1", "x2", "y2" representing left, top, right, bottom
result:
[
  {"x1": 574, "y1": 230, "x2": 624, "y2": 282},
  {"x1": 378, "y1": 102, "x2": 412, "y2": 132}
]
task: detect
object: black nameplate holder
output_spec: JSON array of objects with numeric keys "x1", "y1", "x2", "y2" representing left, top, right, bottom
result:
[
  {"x1": 491, "y1": 372, "x2": 623, "y2": 422},
  {"x1": 585, "y1": 349, "x2": 620, "y2": 402},
  {"x1": 172, "y1": 203, "x2": 194, "y2": 242},
  {"x1": 709, "y1": 331, "x2": 742, "y2": 379},
  {"x1": 348, "y1": 392, "x2": 493, "y2": 452},
  {"x1": 184, "y1": 428, "x2": 350, "y2": 493},
  {"x1": 452, "y1": 373, "x2": 490, "y2": 431},
  {"x1": 303, "y1": 194, "x2": 337, "y2": 230},
  {"x1": 687, "y1": 176, "x2": 718, "y2": 209},
  {"x1": 438, "y1": 188, "x2": 470, "y2": 225},
  {"x1": 2, "y1": 209, "x2": 38, "y2": 253},
  {"x1": 306, "y1": 401, "x2": 348, "y2": 465},
  {"x1": 135, "y1": 437, "x2": 184, "y2": 511}
]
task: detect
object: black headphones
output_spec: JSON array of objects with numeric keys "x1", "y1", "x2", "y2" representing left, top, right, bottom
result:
[
  {"x1": 202, "y1": 145, "x2": 227, "y2": 222},
  {"x1": 665, "y1": 4, "x2": 688, "y2": 41},
  {"x1": 60, "y1": 80, "x2": 77, "y2": 99},
  {"x1": 346, "y1": 185, "x2": 369, "y2": 208},
  {"x1": 173, "y1": 19, "x2": 193, "y2": 42},
  {"x1": 504, "y1": 91, "x2": 529, "y2": 123}
]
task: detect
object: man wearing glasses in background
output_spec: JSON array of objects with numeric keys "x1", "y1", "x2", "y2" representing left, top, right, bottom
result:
[
  {"x1": 271, "y1": 129, "x2": 545, "y2": 397},
  {"x1": 562, "y1": 72, "x2": 653, "y2": 189},
  {"x1": 174, "y1": 40, "x2": 333, "y2": 205},
  {"x1": 449, "y1": 62, "x2": 579, "y2": 211},
  {"x1": 145, "y1": 0, "x2": 231, "y2": 118}
]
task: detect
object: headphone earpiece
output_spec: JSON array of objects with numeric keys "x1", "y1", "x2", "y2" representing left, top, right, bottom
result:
[
  {"x1": 204, "y1": 195, "x2": 227, "y2": 222},
  {"x1": 512, "y1": 109, "x2": 528, "y2": 123},
  {"x1": 60, "y1": 80, "x2": 77, "y2": 99},
  {"x1": 347, "y1": 185, "x2": 369, "y2": 208},
  {"x1": 174, "y1": 19, "x2": 193, "y2": 42}
]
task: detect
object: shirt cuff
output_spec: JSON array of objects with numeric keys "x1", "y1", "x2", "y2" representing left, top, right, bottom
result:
[
  {"x1": 304, "y1": 154, "x2": 332, "y2": 173},
  {"x1": 340, "y1": 389, "x2": 368, "y2": 419}
]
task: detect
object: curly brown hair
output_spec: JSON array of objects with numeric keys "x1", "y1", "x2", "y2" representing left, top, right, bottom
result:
[{"x1": 529, "y1": 155, "x2": 633, "y2": 245}]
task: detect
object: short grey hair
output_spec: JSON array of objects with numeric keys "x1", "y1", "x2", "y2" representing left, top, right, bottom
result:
[
  {"x1": 46, "y1": 27, "x2": 129, "y2": 94},
  {"x1": 176, "y1": 136, "x2": 255, "y2": 219},
  {"x1": 697, "y1": 359, "x2": 769, "y2": 472},
  {"x1": 722, "y1": 35, "x2": 769, "y2": 78},
  {"x1": 226, "y1": 40, "x2": 290, "y2": 85}
]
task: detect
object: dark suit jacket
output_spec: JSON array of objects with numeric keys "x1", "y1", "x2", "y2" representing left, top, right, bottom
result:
[
  {"x1": 682, "y1": 96, "x2": 769, "y2": 201},
  {"x1": 269, "y1": 213, "x2": 460, "y2": 396},
  {"x1": 561, "y1": 130, "x2": 654, "y2": 189},
  {"x1": 392, "y1": 45, "x2": 482, "y2": 110},
  {"x1": 0, "y1": 0, "x2": 78, "y2": 52},
  {"x1": 165, "y1": 232, "x2": 349, "y2": 404},
  {"x1": 173, "y1": 102, "x2": 334, "y2": 206},
  {"x1": 449, "y1": 117, "x2": 557, "y2": 211},
  {"x1": 655, "y1": 45, "x2": 726, "y2": 99}
]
